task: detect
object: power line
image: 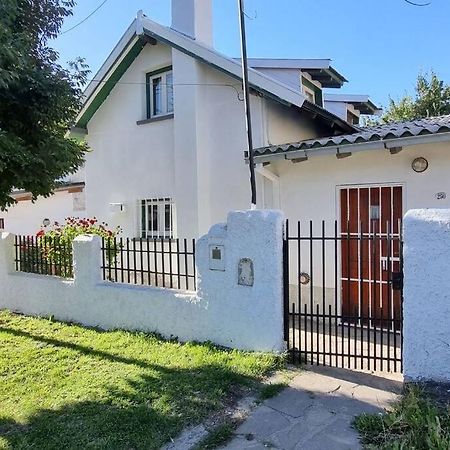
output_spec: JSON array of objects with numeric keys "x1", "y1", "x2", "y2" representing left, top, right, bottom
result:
[
  {"x1": 85, "y1": 78, "x2": 243, "y2": 98},
  {"x1": 61, "y1": 0, "x2": 109, "y2": 34},
  {"x1": 404, "y1": 0, "x2": 431, "y2": 5}
]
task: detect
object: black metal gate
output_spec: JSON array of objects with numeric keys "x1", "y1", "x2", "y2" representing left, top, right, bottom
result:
[{"x1": 283, "y1": 220, "x2": 403, "y2": 372}]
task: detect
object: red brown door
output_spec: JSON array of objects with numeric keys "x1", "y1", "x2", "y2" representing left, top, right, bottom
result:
[{"x1": 340, "y1": 186, "x2": 402, "y2": 329}]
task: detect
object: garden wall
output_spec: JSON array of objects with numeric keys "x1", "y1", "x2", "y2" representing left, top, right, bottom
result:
[
  {"x1": 403, "y1": 208, "x2": 450, "y2": 382},
  {"x1": 0, "y1": 210, "x2": 285, "y2": 353}
]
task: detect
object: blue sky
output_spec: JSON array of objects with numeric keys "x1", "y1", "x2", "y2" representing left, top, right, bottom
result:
[{"x1": 53, "y1": 0, "x2": 450, "y2": 110}]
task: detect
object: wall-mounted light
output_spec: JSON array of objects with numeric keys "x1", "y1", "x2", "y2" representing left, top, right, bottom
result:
[
  {"x1": 412, "y1": 157, "x2": 428, "y2": 173},
  {"x1": 109, "y1": 203, "x2": 125, "y2": 213},
  {"x1": 42, "y1": 218, "x2": 50, "y2": 227}
]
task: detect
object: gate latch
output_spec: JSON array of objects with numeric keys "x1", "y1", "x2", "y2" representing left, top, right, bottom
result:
[{"x1": 391, "y1": 272, "x2": 403, "y2": 291}]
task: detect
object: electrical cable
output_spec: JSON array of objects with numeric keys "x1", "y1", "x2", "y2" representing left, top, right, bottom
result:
[{"x1": 61, "y1": 0, "x2": 109, "y2": 34}]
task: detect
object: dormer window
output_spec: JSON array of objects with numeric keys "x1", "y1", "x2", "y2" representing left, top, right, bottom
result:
[
  {"x1": 146, "y1": 67, "x2": 174, "y2": 119},
  {"x1": 301, "y1": 76, "x2": 323, "y2": 107}
]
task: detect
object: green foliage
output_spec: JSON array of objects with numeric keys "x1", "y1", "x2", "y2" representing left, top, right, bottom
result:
[
  {"x1": 195, "y1": 423, "x2": 235, "y2": 449},
  {"x1": 0, "y1": 311, "x2": 279, "y2": 449},
  {"x1": 380, "y1": 71, "x2": 450, "y2": 124},
  {"x1": 354, "y1": 385, "x2": 450, "y2": 449},
  {"x1": 259, "y1": 382, "x2": 287, "y2": 400},
  {"x1": 0, "y1": 0, "x2": 89, "y2": 210},
  {"x1": 36, "y1": 217, "x2": 121, "y2": 278}
]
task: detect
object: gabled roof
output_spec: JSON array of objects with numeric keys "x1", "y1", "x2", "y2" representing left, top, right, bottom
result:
[
  {"x1": 252, "y1": 115, "x2": 450, "y2": 162},
  {"x1": 75, "y1": 12, "x2": 355, "y2": 133},
  {"x1": 244, "y1": 58, "x2": 347, "y2": 88},
  {"x1": 324, "y1": 93, "x2": 381, "y2": 115}
]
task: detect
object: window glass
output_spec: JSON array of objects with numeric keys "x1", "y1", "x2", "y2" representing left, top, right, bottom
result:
[
  {"x1": 152, "y1": 76, "x2": 163, "y2": 115},
  {"x1": 165, "y1": 204, "x2": 171, "y2": 232},
  {"x1": 166, "y1": 72, "x2": 174, "y2": 113},
  {"x1": 141, "y1": 198, "x2": 174, "y2": 238}
]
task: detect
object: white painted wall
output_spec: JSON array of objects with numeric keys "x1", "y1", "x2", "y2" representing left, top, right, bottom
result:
[
  {"x1": 403, "y1": 209, "x2": 450, "y2": 381},
  {"x1": 0, "y1": 210, "x2": 285, "y2": 353},
  {"x1": 85, "y1": 44, "x2": 174, "y2": 238},
  {"x1": 275, "y1": 142, "x2": 450, "y2": 226},
  {"x1": 0, "y1": 190, "x2": 86, "y2": 235},
  {"x1": 82, "y1": 41, "x2": 313, "y2": 240}
]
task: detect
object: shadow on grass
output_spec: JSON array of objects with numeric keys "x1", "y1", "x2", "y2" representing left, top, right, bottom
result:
[{"x1": 0, "y1": 326, "x2": 264, "y2": 450}]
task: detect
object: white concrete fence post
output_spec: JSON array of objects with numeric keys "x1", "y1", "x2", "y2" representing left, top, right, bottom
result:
[
  {"x1": 72, "y1": 235, "x2": 103, "y2": 286},
  {"x1": 0, "y1": 233, "x2": 16, "y2": 276},
  {"x1": 403, "y1": 209, "x2": 450, "y2": 382}
]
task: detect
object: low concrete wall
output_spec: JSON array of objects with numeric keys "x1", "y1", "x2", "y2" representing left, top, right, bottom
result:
[
  {"x1": 0, "y1": 210, "x2": 285, "y2": 353},
  {"x1": 403, "y1": 209, "x2": 450, "y2": 381}
]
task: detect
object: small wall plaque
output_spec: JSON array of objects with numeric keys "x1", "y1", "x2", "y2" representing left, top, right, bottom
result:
[
  {"x1": 209, "y1": 244, "x2": 225, "y2": 271},
  {"x1": 436, "y1": 192, "x2": 447, "y2": 200},
  {"x1": 238, "y1": 258, "x2": 254, "y2": 286}
]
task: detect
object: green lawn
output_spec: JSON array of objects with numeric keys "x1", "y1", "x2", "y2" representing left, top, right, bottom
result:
[{"x1": 0, "y1": 310, "x2": 280, "y2": 450}]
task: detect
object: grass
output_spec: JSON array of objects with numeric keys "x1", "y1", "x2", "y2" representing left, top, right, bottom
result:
[
  {"x1": 0, "y1": 310, "x2": 281, "y2": 450},
  {"x1": 259, "y1": 382, "x2": 288, "y2": 400},
  {"x1": 194, "y1": 423, "x2": 235, "y2": 449},
  {"x1": 354, "y1": 385, "x2": 450, "y2": 449}
]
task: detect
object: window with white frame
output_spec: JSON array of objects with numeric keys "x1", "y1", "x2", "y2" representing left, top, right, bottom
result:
[
  {"x1": 140, "y1": 198, "x2": 174, "y2": 238},
  {"x1": 146, "y1": 68, "x2": 174, "y2": 119}
]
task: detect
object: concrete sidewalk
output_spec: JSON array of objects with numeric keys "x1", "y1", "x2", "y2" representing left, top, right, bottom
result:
[{"x1": 221, "y1": 366, "x2": 403, "y2": 450}]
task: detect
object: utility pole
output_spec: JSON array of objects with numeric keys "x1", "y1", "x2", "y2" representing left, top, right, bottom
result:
[{"x1": 238, "y1": 0, "x2": 257, "y2": 209}]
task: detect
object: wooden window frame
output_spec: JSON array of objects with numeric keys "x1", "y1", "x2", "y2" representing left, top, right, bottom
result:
[{"x1": 146, "y1": 66, "x2": 174, "y2": 119}]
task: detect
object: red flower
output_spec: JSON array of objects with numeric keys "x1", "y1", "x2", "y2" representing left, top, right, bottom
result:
[{"x1": 36, "y1": 230, "x2": 45, "y2": 237}]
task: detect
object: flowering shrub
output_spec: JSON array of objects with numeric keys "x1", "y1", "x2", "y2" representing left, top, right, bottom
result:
[{"x1": 36, "y1": 217, "x2": 121, "y2": 278}]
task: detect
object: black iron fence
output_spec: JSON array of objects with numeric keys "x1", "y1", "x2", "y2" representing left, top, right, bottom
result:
[
  {"x1": 14, "y1": 235, "x2": 74, "y2": 278},
  {"x1": 284, "y1": 220, "x2": 403, "y2": 372},
  {"x1": 101, "y1": 237, "x2": 197, "y2": 291}
]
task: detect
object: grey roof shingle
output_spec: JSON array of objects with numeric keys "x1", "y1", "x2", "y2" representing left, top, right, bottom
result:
[{"x1": 254, "y1": 115, "x2": 450, "y2": 157}]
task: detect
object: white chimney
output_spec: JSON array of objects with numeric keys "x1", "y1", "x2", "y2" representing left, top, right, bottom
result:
[{"x1": 171, "y1": 0, "x2": 213, "y2": 46}]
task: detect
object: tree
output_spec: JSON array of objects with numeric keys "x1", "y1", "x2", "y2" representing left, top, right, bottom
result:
[
  {"x1": 381, "y1": 71, "x2": 450, "y2": 124},
  {"x1": 0, "y1": 0, "x2": 89, "y2": 210}
]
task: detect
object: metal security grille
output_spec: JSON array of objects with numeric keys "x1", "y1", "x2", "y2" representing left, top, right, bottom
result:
[
  {"x1": 283, "y1": 220, "x2": 403, "y2": 373},
  {"x1": 101, "y1": 237, "x2": 196, "y2": 291},
  {"x1": 14, "y1": 235, "x2": 74, "y2": 278}
]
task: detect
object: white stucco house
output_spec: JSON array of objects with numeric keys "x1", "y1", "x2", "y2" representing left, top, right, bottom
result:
[{"x1": 3, "y1": 0, "x2": 450, "y2": 242}]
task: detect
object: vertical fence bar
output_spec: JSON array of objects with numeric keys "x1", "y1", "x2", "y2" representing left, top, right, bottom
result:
[
  {"x1": 101, "y1": 238, "x2": 106, "y2": 280},
  {"x1": 283, "y1": 220, "x2": 290, "y2": 345},
  {"x1": 192, "y1": 239, "x2": 196, "y2": 291},
  {"x1": 146, "y1": 239, "x2": 151, "y2": 286},
  {"x1": 119, "y1": 237, "x2": 124, "y2": 283},
  {"x1": 154, "y1": 238, "x2": 158, "y2": 287},
  {"x1": 14, "y1": 236, "x2": 18, "y2": 271},
  {"x1": 161, "y1": 238, "x2": 166, "y2": 288},
  {"x1": 183, "y1": 239, "x2": 188, "y2": 290},
  {"x1": 359, "y1": 222, "x2": 364, "y2": 370},
  {"x1": 334, "y1": 221, "x2": 338, "y2": 368},
  {"x1": 168, "y1": 238, "x2": 173, "y2": 288},
  {"x1": 126, "y1": 238, "x2": 131, "y2": 284},
  {"x1": 373, "y1": 222, "x2": 378, "y2": 371},
  {"x1": 176, "y1": 239, "x2": 181, "y2": 290},
  {"x1": 321, "y1": 221, "x2": 326, "y2": 366},
  {"x1": 387, "y1": 220, "x2": 392, "y2": 372},
  {"x1": 139, "y1": 238, "x2": 144, "y2": 285},
  {"x1": 292, "y1": 302, "x2": 296, "y2": 362},
  {"x1": 399, "y1": 220, "x2": 404, "y2": 373},
  {"x1": 309, "y1": 221, "x2": 314, "y2": 365}
]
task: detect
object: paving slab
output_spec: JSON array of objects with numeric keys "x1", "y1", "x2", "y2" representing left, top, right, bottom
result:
[{"x1": 221, "y1": 366, "x2": 402, "y2": 450}]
